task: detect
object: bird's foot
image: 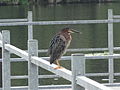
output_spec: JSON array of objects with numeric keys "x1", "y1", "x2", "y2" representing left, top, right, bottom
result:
[{"x1": 54, "y1": 66, "x2": 63, "y2": 69}]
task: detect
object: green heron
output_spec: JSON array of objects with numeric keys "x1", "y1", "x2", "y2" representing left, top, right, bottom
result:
[{"x1": 48, "y1": 27, "x2": 79, "y2": 69}]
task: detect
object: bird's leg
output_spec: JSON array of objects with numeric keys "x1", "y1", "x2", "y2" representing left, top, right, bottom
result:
[{"x1": 54, "y1": 60, "x2": 63, "y2": 69}]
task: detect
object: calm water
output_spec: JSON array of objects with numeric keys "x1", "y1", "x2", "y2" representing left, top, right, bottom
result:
[{"x1": 0, "y1": 3, "x2": 120, "y2": 86}]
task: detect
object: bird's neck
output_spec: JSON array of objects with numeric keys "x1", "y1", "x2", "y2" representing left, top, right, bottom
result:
[{"x1": 62, "y1": 33, "x2": 72, "y2": 41}]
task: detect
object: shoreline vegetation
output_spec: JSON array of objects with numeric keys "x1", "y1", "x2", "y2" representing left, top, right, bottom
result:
[{"x1": 0, "y1": 0, "x2": 119, "y2": 6}]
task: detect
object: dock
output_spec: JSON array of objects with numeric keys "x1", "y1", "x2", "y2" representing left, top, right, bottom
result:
[{"x1": 0, "y1": 9, "x2": 120, "y2": 90}]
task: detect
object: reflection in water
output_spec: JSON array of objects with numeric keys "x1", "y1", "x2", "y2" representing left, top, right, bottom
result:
[{"x1": 0, "y1": 3, "x2": 120, "y2": 86}]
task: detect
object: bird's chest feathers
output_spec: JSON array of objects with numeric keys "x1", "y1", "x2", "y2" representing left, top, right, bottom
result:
[
  {"x1": 63, "y1": 33, "x2": 72, "y2": 41},
  {"x1": 62, "y1": 33, "x2": 72, "y2": 47}
]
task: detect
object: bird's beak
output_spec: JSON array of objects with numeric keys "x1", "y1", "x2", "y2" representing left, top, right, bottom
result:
[{"x1": 70, "y1": 29, "x2": 81, "y2": 34}]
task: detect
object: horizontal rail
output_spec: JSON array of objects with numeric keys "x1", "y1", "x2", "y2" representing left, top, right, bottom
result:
[
  {"x1": 7, "y1": 53, "x2": 120, "y2": 61},
  {"x1": 0, "y1": 19, "x2": 28, "y2": 23},
  {"x1": 85, "y1": 73, "x2": 109, "y2": 77},
  {"x1": 11, "y1": 75, "x2": 60, "y2": 79},
  {"x1": 38, "y1": 48, "x2": 108, "y2": 53},
  {"x1": 86, "y1": 73, "x2": 120, "y2": 77},
  {"x1": 41, "y1": 54, "x2": 120, "y2": 60},
  {"x1": 0, "y1": 84, "x2": 118, "y2": 90},
  {"x1": 104, "y1": 83, "x2": 120, "y2": 86},
  {"x1": 76, "y1": 76, "x2": 112, "y2": 90},
  {"x1": 0, "y1": 19, "x2": 120, "y2": 26},
  {"x1": 0, "y1": 58, "x2": 25, "y2": 62},
  {"x1": 0, "y1": 85, "x2": 71, "y2": 90},
  {"x1": 114, "y1": 73, "x2": 120, "y2": 76},
  {"x1": 38, "y1": 47, "x2": 120, "y2": 53},
  {"x1": 86, "y1": 54, "x2": 120, "y2": 59},
  {"x1": 0, "y1": 84, "x2": 119, "y2": 90},
  {"x1": 0, "y1": 54, "x2": 120, "y2": 62},
  {"x1": 113, "y1": 15, "x2": 120, "y2": 18},
  {"x1": 10, "y1": 72, "x2": 120, "y2": 80}
]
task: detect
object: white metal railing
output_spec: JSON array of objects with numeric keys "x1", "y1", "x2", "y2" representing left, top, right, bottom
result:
[
  {"x1": 0, "y1": 34, "x2": 112, "y2": 90},
  {"x1": 0, "y1": 9, "x2": 120, "y2": 90},
  {"x1": 0, "y1": 19, "x2": 28, "y2": 23},
  {"x1": 0, "y1": 19, "x2": 120, "y2": 26}
]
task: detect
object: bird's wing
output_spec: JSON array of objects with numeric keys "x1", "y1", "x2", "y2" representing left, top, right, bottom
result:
[{"x1": 48, "y1": 34, "x2": 66, "y2": 58}]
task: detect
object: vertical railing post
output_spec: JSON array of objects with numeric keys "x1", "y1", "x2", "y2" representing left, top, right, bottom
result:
[
  {"x1": 108, "y1": 9, "x2": 114, "y2": 83},
  {"x1": 0, "y1": 32, "x2": 2, "y2": 88},
  {"x1": 0, "y1": 32, "x2": 2, "y2": 40},
  {"x1": 71, "y1": 53, "x2": 85, "y2": 90},
  {"x1": 28, "y1": 11, "x2": 33, "y2": 40},
  {"x1": 2, "y1": 30, "x2": 11, "y2": 90},
  {"x1": 28, "y1": 40, "x2": 38, "y2": 90}
]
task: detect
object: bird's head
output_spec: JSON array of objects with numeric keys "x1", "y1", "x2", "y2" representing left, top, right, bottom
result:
[{"x1": 61, "y1": 27, "x2": 80, "y2": 34}]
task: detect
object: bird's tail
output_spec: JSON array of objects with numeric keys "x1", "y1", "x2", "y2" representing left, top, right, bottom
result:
[
  {"x1": 50, "y1": 57, "x2": 54, "y2": 64},
  {"x1": 50, "y1": 54, "x2": 60, "y2": 64},
  {"x1": 50, "y1": 61, "x2": 53, "y2": 64}
]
